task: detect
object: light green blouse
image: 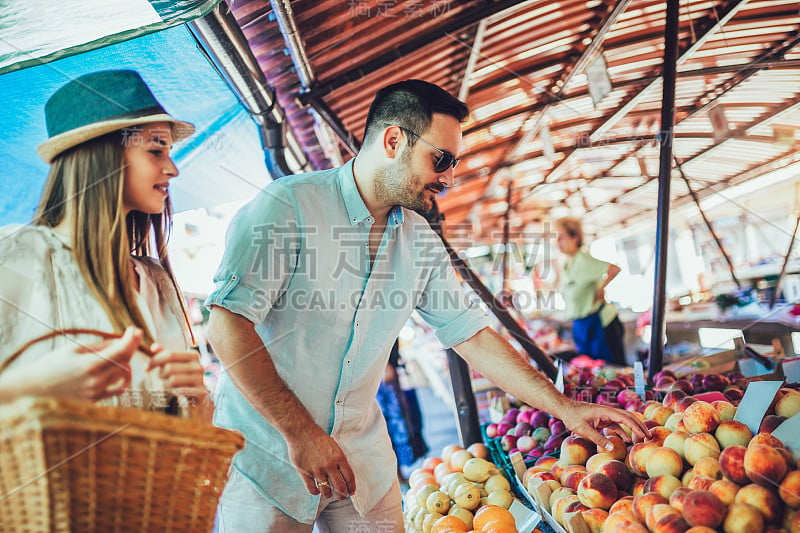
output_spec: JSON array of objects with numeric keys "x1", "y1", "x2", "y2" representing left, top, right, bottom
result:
[{"x1": 559, "y1": 249, "x2": 617, "y2": 326}]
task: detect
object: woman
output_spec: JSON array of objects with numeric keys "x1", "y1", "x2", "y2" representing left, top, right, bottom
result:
[
  {"x1": 0, "y1": 70, "x2": 209, "y2": 417},
  {"x1": 554, "y1": 217, "x2": 626, "y2": 365}
]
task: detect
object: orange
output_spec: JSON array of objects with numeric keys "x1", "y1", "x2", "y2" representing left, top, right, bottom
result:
[
  {"x1": 473, "y1": 505, "x2": 515, "y2": 530},
  {"x1": 481, "y1": 519, "x2": 517, "y2": 533},
  {"x1": 432, "y1": 515, "x2": 469, "y2": 532}
]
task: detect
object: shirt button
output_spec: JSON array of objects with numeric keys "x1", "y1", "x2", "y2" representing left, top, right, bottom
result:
[
  {"x1": 346, "y1": 360, "x2": 351, "y2": 364},
  {"x1": 336, "y1": 400, "x2": 342, "y2": 405}
]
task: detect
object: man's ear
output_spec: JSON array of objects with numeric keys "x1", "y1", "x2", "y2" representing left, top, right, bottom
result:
[{"x1": 383, "y1": 125, "x2": 403, "y2": 161}]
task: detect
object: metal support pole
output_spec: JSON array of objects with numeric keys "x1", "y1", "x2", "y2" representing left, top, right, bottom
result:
[
  {"x1": 770, "y1": 213, "x2": 800, "y2": 309},
  {"x1": 446, "y1": 348, "x2": 483, "y2": 447},
  {"x1": 675, "y1": 158, "x2": 741, "y2": 289},
  {"x1": 647, "y1": 0, "x2": 680, "y2": 381},
  {"x1": 502, "y1": 181, "x2": 512, "y2": 291}
]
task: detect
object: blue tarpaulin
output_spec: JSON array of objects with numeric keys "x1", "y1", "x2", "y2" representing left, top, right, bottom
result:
[{"x1": 0, "y1": 23, "x2": 271, "y2": 225}]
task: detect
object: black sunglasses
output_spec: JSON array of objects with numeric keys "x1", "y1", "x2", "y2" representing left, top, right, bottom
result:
[{"x1": 387, "y1": 124, "x2": 460, "y2": 173}]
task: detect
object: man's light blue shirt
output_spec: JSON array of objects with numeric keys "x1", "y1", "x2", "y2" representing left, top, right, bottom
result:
[{"x1": 205, "y1": 160, "x2": 489, "y2": 522}]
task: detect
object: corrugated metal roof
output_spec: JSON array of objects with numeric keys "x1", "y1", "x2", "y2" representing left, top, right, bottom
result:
[{"x1": 231, "y1": 0, "x2": 800, "y2": 241}]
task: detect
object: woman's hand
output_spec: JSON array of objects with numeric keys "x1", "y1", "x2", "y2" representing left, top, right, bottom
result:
[
  {"x1": 0, "y1": 326, "x2": 142, "y2": 402},
  {"x1": 559, "y1": 400, "x2": 650, "y2": 451},
  {"x1": 146, "y1": 344, "x2": 212, "y2": 420}
]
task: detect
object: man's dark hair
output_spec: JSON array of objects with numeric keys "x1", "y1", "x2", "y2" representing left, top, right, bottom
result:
[{"x1": 363, "y1": 79, "x2": 468, "y2": 147}]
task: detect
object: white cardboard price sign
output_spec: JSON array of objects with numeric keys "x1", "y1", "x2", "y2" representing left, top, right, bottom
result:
[
  {"x1": 783, "y1": 358, "x2": 800, "y2": 383},
  {"x1": 555, "y1": 361, "x2": 565, "y2": 393},
  {"x1": 733, "y1": 381, "x2": 783, "y2": 434},
  {"x1": 773, "y1": 413, "x2": 800, "y2": 461},
  {"x1": 509, "y1": 499, "x2": 542, "y2": 533},
  {"x1": 634, "y1": 361, "x2": 646, "y2": 400}
]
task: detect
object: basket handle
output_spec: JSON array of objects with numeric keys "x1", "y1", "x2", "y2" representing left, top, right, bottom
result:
[{"x1": 0, "y1": 328, "x2": 154, "y2": 376}]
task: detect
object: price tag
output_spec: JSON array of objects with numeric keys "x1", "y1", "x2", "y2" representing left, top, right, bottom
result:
[
  {"x1": 555, "y1": 361, "x2": 565, "y2": 393},
  {"x1": 634, "y1": 361, "x2": 646, "y2": 400},
  {"x1": 773, "y1": 413, "x2": 800, "y2": 461},
  {"x1": 783, "y1": 358, "x2": 800, "y2": 383},
  {"x1": 733, "y1": 381, "x2": 783, "y2": 434},
  {"x1": 509, "y1": 499, "x2": 542, "y2": 533}
]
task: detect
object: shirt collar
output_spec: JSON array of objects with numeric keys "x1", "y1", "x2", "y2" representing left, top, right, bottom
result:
[{"x1": 338, "y1": 159, "x2": 405, "y2": 228}]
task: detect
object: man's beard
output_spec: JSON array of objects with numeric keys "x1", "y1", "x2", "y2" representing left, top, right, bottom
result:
[{"x1": 375, "y1": 151, "x2": 440, "y2": 212}]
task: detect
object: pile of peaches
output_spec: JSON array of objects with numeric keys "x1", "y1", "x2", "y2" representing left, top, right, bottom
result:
[
  {"x1": 404, "y1": 443, "x2": 520, "y2": 533},
  {"x1": 523, "y1": 387, "x2": 800, "y2": 533}
]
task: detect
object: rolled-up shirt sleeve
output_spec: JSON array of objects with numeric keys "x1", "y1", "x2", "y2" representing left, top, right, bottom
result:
[
  {"x1": 205, "y1": 182, "x2": 300, "y2": 325},
  {"x1": 414, "y1": 237, "x2": 489, "y2": 348}
]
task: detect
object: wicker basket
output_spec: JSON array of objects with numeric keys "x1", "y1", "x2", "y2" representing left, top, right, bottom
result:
[{"x1": 0, "y1": 330, "x2": 244, "y2": 532}]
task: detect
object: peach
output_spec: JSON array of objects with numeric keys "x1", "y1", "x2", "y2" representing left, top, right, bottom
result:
[
  {"x1": 552, "y1": 494, "x2": 580, "y2": 526},
  {"x1": 563, "y1": 464, "x2": 588, "y2": 478},
  {"x1": 693, "y1": 457, "x2": 722, "y2": 480},
  {"x1": 561, "y1": 435, "x2": 596, "y2": 466},
  {"x1": 665, "y1": 412, "x2": 684, "y2": 432},
  {"x1": 564, "y1": 499, "x2": 589, "y2": 515},
  {"x1": 653, "y1": 513, "x2": 691, "y2": 533},
  {"x1": 734, "y1": 483, "x2": 784, "y2": 525},
  {"x1": 749, "y1": 432, "x2": 785, "y2": 449},
  {"x1": 647, "y1": 447, "x2": 685, "y2": 478},
  {"x1": 709, "y1": 479, "x2": 740, "y2": 506},
  {"x1": 675, "y1": 396, "x2": 697, "y2": 413},
  {"x1": 682, "y1": 468, "x2": 696, "y2": 487},
  {"x1": 633, "y1": 491, "x2": 669, "y2": 523},
  {"x1": 535, "y1": 455, "x2": 559, "y2": 470},
  {"x1": 577, "y1": 473, "x2": 618, "y2": 510},
  {"x1": 562, "y1": 470, "x2": 589, "y2": 491},
  {"x1": 711, "y1": 400, "x2": 736, "y2": 421},
  {"x1": 598, "y1": 459, "x2": 633, "y2": 493},
  {"x1": 778, "y1": 470, "x2": 800, "y2": 508},
  {"x1": 602, "y1": 435, "x2": 628, "y2": 461},
  {"x1": 649, "y1": 426, "x2": 673, "y2": 446},
  {"x1": 650, "y1": 406, "x2": 675, "y2": 426},
  {"x1": 664, "y1": 431, "x2": 689, "y2": 459},
  {"x1": 631, "y1": 476, "x2": 647, "y2": 497},
  {"x1": 586, "y1": 452, "x2": 616, "y2": 474},
  {"x1": 688, "y1": 476, "x2": 716, "y2": 492},
  {"x1": 776, "y1": 389, "x2": 800, "y2": 419},
  {"x1": 685, "y1": 527, "x2": 717, "y2": 533},
  {"x1": 609, "y1": 495, "x2": 635, "y2": 516},
  {"x1": 723, "y1": 502, "x2": 765, "y2": 533},
  {"x1": 646, "y1": 503, "x2": 681, "y2": 531},
  {"x1": 791, "y1": 509, "x2": 800, "y2": 533},
  {"x1": 644, "y1": 401, "x2": 666, "y2": 420},
  {"x1": 682, "y1": 489, "x2": 725, "y2": 528},
  {"x1": 719, "y1": 445, "x2": 749, "y2": 485},
  {"x1": 551, "y1": 459, "x2": 568, "y2": 481},
  {"x1": 715, "y1": 420, "x2": 752, "y2": 449},
  {"x1": 548, "y1": 486, "x2": 575, "y2": 512},
  {"x1": 644, "y1": 474, "x2": 683, "y2": 500},
  {"x1": 630, "y1": 441, "x2": 660, "y2": 476},
  {"x1": 605, "y1": 513, "x2": 648, "y2": 533},
  {"x1": 580, "y1": 508, "x2": 608, "y2": 533},
  {"x1": 669, "y1": 486, "x2": 692, "y2": 513},
  {"x1": 744, "y1": 443, "x2": 788, "y2": 487},
  {"x1": 683, "y1": 433, "x2": 720, "y2": 466},
  {"x1": 683, "y1": 401, "x2": 721, "y2": 434}
]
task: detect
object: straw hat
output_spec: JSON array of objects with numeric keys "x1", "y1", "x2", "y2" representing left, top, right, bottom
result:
[{"x1": 37, "y1": 70, "x2": 195, "y2": 163}]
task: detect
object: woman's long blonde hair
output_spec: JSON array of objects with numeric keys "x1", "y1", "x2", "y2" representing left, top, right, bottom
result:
[{"x1": 32, "y1": 130, "x2": 178, "y2": 346}]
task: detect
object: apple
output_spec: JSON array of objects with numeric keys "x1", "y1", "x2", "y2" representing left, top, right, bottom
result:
[
  {"x1": 486, "y1": 423, "x2": 499, "y2": 438},
  {"x1": 723, "y1": 388, "x2": 744, "y2": 403},
  {"x1": 709, "y1": 479, "x2": 740, "y2": 506},
  {"x1": 516, "y1": 435, "x2": 537, "y2": 454},
  {"x1": 561, "y1": 435, "x2": 595, "y2": 466},
  {"x1": 689, "y1": 374, "x2": 704, "y2": 392},
  {"x1": 702, "y1": 373, "x2": 730, "y2": 392},
  {"x1": 682, "y1": 489, "x2": 726, "y2": 528},
  {"x1": 683, "y1": 433, "x2": 720, "y2": 466},
  {"x1": 722, "y1": 502, "x2": 764, "y2": 533},
  {"x1": 543, "y1": 434, "x2": 565, "y2": 453},
  {"x1": 500, "y1": 435, "x2": 517, "y2": 452},
  {"x1": 715, "y1": 420, "x2": 752, "y2": 449},
  {"x1": 734, "y1": 483, "x2": 784, "y2": 524},
  {"x1": 577, "y1": 473, "x2": 618, "y2": 510},
  {"x1": 532, "y1": 426, "x2": 551, "y2": 443},
  {"x1": 671, "y1": 379, "x2": 695, "y2": 395},
  {"x1": 653, "y1": 369, "x2": 677, "y2": 383},
  {"x1": 495, "y1": 422, "x2": 512, "y2": 436},
  {"x1": 778, "y1": 470, "x2": 800, "y2": 508},
  {"x1": 529, "y1": 410, "x2": 550, "y2": 428},
  {"x1": 744, "y1": 443, "x2": 788, "y2": 487},
  {"x1": 646, "y1": 447, "x2": 684, "y2": 478}
]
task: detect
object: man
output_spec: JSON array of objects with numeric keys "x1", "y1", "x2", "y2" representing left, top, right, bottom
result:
[{"x1": 206, "y1": 80, "x2": 648, "y2": 532}]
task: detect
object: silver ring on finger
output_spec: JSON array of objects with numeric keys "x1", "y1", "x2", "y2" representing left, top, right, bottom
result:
[{"x1": 316, "y1": 480, "x2": 329, "y2": 488}]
